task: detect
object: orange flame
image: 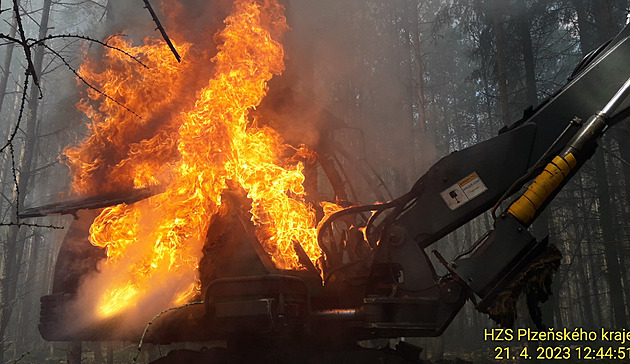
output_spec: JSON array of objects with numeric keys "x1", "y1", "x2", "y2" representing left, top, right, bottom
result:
[{"x1": 66, "y1": 0, "x2": 322, "y2": 318}]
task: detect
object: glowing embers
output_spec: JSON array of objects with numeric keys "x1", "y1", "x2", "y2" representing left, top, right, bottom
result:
[{"x1": 65, "y1": 0, "x2": 322, "y2": 321}]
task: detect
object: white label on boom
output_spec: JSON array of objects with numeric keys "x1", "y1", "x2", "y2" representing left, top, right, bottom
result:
[{"x1": 440, "y1": 172, "x2": 488, "y2": 210}]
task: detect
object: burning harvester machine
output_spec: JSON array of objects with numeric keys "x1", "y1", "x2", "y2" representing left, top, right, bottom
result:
[{"x1": 27, "y1": 18, "x2": 630, "y2": 364}]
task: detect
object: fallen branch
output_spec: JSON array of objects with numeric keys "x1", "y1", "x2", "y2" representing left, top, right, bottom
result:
[
  {"x1": 0, "y1": 222, "x2": 63, "y2": 229},
  {"x1": 19, "y1": 185, "x2": 163, "y2": 218}
]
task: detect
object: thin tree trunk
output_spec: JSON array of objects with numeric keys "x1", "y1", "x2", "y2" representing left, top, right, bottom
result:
[
  {"x1": 577, "y1": 173, "x2": 603, "y2": 327},
  {"x1": 68, "y1": 341, "x2": 82, "y2": 364},
  {"x1": 577, "y1": 246, "x2": 595, "y2": 328},
  {"x1": 16, "y1": 236, "x2": 40, "y2": 351},
  {"x1": 490, "y1": 0, "x2": 509, "y2": 125},
  {"x1": 407, "y1": 0, "x2": 434, "y2": 174},
  {"x1": 0, "y1": 2, "x2": 52, "y2": 361},
  {"x1": 106, "y1": 342, "x2": 114, "y2": 364},
  {"x1": 593, "y1": 149, "x2": 627, "y2": 327},
  {"x1": 613, "y1": 126, "x2": 630, "y2": 305},
  {"x1": 0, "y1": 1, "x2": 19, "y2": 115},
  {"x1": 90, "y1": 342, "x2": 104, "y2": 364},
  {"x1": 571, "y1": 0, "x2": 598, "y2": 52},
  {"x1": 515, "y1": 1, "x2": 537, "y2": 107}
]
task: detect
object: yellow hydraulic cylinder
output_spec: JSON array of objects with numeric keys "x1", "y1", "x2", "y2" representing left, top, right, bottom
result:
[{"x1": 507, "y1": 154, "x2": 577, "y2": 224}]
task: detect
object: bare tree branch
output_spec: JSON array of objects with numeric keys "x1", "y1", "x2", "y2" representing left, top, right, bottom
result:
[
  {"x1": 0, "y1": 33, "x2": 21, "y2": 45},
  {"x1": 55, "y1": 0, "x2": 106, "y2": 10},
  {"x1": 8, "y1": 142, "x2": 19, "y2": 221},
  {"x1": 0, "y1": 4, "x2": 151, "y2": 233},
  {"x1": 141, "y1": 0, "x2": 181, "y2": 62},
  {"x1": 32, "y1": 34, "x2": 149, "y2": 69},
  {"x1": 12, "y1": 0, "x2": 40, "y2": 96},
  {"x1": 0, "y1": 75, "x2": 29, "y2": 155},
  {"x1": 43, "y1": 44, "x2": 143, "y2": 120}
]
